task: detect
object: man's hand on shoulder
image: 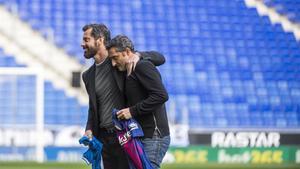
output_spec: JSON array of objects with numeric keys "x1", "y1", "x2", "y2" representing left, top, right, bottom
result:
[{"x1": 126, "y1": 53, "x2": 140, "y2": 76}]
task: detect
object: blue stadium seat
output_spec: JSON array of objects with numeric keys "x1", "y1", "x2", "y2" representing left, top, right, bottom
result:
[{"x1": 0, "y1": 47, "x2": 87, "y2": 126}]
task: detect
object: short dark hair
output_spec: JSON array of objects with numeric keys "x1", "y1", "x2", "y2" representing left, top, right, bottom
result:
[
  {"x1": 107, "y1": 35, "x2": 135, "y2": 52},
  {"x1": 82, "y1": 23, "x2": 111, "y2": 47}
]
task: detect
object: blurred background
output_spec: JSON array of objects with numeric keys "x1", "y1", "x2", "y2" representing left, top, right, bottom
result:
[{"x1": 0, "y1": 0, "x2": 299, "y2": 168}]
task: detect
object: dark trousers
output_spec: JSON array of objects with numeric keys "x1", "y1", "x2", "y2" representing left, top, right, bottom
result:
[{"x1": 99, "y1": 128, "x2": 130, "y2": 169}]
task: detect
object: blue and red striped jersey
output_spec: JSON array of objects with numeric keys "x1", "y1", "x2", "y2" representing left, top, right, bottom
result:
[{"x1": 112, "y1": 109, "x2": 153, "y2": 169}]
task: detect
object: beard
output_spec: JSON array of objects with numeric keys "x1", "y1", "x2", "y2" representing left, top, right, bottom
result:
[
  {"x1": 116, "y1": 64, "x2": 127, "y2": 72},
  {"x1": 84, "y1": 46, "x2": 97, "y2": 59},
  {"x1": 117, "y1": 64, "x2": 126, "y2": 71}
]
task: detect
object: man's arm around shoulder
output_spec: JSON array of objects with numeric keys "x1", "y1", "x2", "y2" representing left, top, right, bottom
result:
[{"x1": 138, "y1": 51, "x2": 166, "y2": 66}]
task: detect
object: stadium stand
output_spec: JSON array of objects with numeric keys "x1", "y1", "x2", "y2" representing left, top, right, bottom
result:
[
  {"x1": 263, "y1": 0, "x2": 300, "y2": 22},
  {"x1": 0, "y1": 0, "x2": 299, "y2": 130},
  {"x1": 0, "y1": 47, "x2": 87, "y2": 127}
]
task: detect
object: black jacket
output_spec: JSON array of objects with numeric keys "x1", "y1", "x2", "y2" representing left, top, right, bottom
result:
[
  {"x1": 82, "y1": 51, "x2": 165, "y2": 139},
  {"x1": 127, "y1": 59, "x2": 170, "y2": 138}
]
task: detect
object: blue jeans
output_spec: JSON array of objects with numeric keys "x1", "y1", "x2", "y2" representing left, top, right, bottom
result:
[{"x1": 141, "y1": 130, "x2": 171, "y2": 169}]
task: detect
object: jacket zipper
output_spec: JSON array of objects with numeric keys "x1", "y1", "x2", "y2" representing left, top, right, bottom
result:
[{"x1": 152, "y1": 113, "x2": 162, "y2": 137}]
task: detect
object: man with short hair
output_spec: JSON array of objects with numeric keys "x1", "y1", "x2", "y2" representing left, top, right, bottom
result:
[
  {"x1": 107, "y1": 35, "x2": 170, "y2": 169},
  {"x1": 81, "y1": 24, "x2": 166, "y2": 169}
]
